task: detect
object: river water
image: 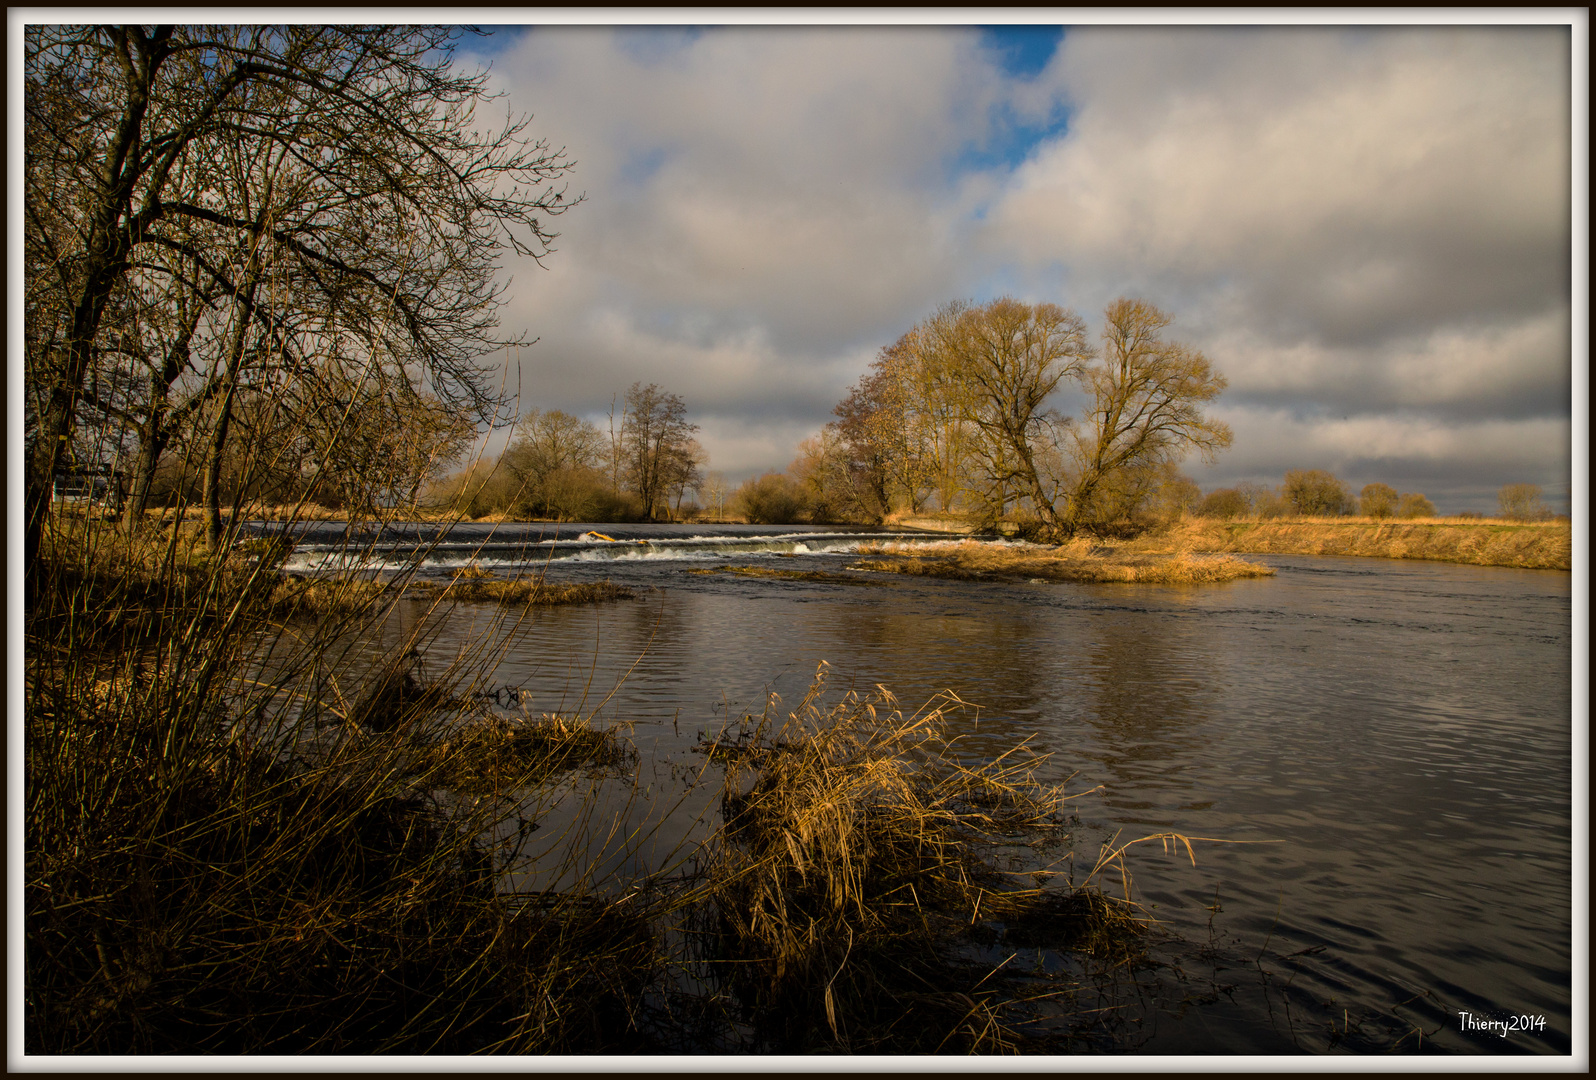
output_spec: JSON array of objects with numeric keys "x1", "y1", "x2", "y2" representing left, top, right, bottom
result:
[{"x1": 265, "y1": 520, "x2": 1577, "y2": 1056}]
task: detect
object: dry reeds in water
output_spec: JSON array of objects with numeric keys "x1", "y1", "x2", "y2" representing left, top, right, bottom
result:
[
  {"x1": 688, "y1": 664, "x2": 1150, "y2": 1053},
  {"x1": 430, "y1": 569, "x2": 635, "y2": 606},
  {"x1": 410, "y1": 712, "x2": 636, "y2": 793}
]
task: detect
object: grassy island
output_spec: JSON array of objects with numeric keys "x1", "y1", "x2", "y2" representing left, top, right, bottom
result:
[{"x1": 851, "y1": 538, "x2": 1276, "y2": 585}]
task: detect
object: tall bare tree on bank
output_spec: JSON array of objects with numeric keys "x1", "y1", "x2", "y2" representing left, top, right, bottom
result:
[
  {"x1": 825, "y1": 297, "x2": 1231, "y2": 538},
  {"x1": 925, "y1": 298, "x2": 1093, "y2": 533},
  {"x1": 1058, "y1": 300, "x2": 1231, "y2": 536},
  {"x1": 620, "y1": 383, "x2": 698, "y2": 521},
  {"x1": 24, "y1": 24, "x2": 579, "y2": 562}
]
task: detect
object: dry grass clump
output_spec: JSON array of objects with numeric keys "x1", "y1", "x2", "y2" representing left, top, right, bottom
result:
[
  {"x1": 427, "y1": 573, "x2": 635, "y2": 606},
  {"x1": 686, "y1": 564, "x2": 892, "y2": 587},
  {"x1": 850, "y1": 539, "x2": 1274, "y2": 585},
  {"x1": 1174, "y1": 518, "x2": 1571, "y2": 570},
  {"x1": 266, "y1": 573, "x2": 395, "y2": 620},
  {"x1": 688, "y1": 665, "x2": 1149, "y2": 1053},
  {"x1": 266, "y1": 568, "x2": 636, "y2": 620},
  {"x1": 411, "y1": 713, "x2": 636, "y2": 794}
]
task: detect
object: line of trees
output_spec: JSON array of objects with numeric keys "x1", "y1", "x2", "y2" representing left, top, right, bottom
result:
[
  {"x1": 24, "y1": 24, "x2": 577, "y2": 555},
  {"x1": 1195, "y1": 474, "x2": 1562, "y2": 521},
  {"x1": 1195, "y1": 471, "x2": 1437, "y2": 520},
  {"x1": 434, "y1": 382, "x2": 706, "y2": 522}
]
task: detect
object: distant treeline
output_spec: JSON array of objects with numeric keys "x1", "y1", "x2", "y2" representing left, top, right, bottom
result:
[
  {"x1": 1194, "y1": 473, "x2": 1563, "y2": 524},
  {"x1": 428, "y1": 382, "x2": 704, "y2": 523}
]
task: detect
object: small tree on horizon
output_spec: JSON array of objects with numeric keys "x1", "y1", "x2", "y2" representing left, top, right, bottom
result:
[
  {"x1": 1498, "y1": 483, "x2": 1548, "y2": 521},
  {"x1": 1360, "y1": 483, "x2": 1399, "y2": 519},
  {"x1": 1283, "y1": 469, "x2": 1351, "y2": 516},
  {"x1": 1396, "y1": 492, "x2": 1436, "y2": 519}
]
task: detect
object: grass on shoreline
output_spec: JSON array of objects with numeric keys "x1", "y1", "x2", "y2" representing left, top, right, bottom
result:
[
  {"x1": 1171, "y1": 518, "x2": 1572, "y2": 571},
  {"x1": 887, "y1": 513, "x2": 1572, "y2": 572}
]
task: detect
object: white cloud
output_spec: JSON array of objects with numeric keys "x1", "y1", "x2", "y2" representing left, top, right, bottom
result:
[{"x1": 987, "y1": 27, "x2": 1570, "y2": 342}]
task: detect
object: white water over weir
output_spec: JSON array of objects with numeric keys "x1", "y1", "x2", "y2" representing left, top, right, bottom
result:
[{"x1": 268, "y1": 521, "x2": 1035, "y2": 577}]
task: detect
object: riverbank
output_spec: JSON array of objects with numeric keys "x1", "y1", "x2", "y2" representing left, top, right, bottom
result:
[
  {"x1": 1171, "y1": 518, "x2": 1571, "y2": 571},
  {"x1": 878, "y1": 513, "x2": 1573, "y2": 571}
]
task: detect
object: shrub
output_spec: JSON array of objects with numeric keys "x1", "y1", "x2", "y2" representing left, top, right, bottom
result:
[
  {"x1": 1197, "y1": 488, "x2": 1248, "y2": 520},
  {"x1": 1498, "y1": 483, "x2": 1549, "y2": 522},
  {"x1": 1282, "y1": 469, "x2": 1351, "y2": 516},
  {"x1": 1396, "y1": 492, "x2": 1436, "y2": 518},
  {"x1": 736, "y1": 472, "x2": 808, "y2": 524},
  {"x1": 1359, "y1": 483, "x2": 1399, "y2": 519}
]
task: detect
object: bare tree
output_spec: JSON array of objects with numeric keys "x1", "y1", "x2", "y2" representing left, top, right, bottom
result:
[
  {"x1": 1396, "y1": 492, "x2": 1436, "y2": 519},
  {"x1": 501, "y1": 409, "x2": 605, "y2": 518},
  {"x1": 620, "y1": 383, "x2": 698, "y2": 521},
  {"x1": 700, "y1": 470, "x2": 730, "y2": 522},
  {"x1": 1498, "y1": 483, "x2": 1548, "y2": 521},
  {"x1": 1360, "y1": 482, "x2": 1399, "y2": 519},
  {"x1": 24, "y1": 24, "x2": 578, "y2": 559},
  {"x1": 928, "y1": 298, "x2": 1093, "y2": 533},
  {"x1": 665, "y1": 437, "x2": 707, "y2": 521},
  {"x1": 1059, "y1": 300, "x2": 1230, "y2": 536},
  {"x1": 1282, "y1": 469, "x2": 1351, "y2": 517}
]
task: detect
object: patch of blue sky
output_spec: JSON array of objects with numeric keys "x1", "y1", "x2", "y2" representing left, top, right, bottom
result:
[
  {"x1": 618, "y1": 146, "x2": 671, "y2": 189},
  {"x1": 612, "y1": 26, "x2": 706, "y2": 66},
  {"x1": 978, "y1": 24, "x2": 1064, "y2": 80},
  {"x1": 952, "y1": 27, "x2": 1071, "y2": 189},
  {"x1": 458, "y1": 25, "x2": 525, "y2": 59}
]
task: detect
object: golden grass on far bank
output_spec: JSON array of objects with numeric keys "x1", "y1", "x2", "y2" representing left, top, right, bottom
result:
[
  {"x1": 1172, "y1": 518, "x2": 1571, "y2": 571},
  {"x1": 850, "y1": 538, "x2": 1275, "y2": 585}
]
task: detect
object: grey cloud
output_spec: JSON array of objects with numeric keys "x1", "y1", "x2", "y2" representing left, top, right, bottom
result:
[{"x1": 457, "y1": 24, "x2": 1572, "y2": 506}]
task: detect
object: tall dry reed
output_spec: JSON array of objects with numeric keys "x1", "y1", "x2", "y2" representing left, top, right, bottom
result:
[{"x1": 683, "y1": 665, "x2": 1156, "y2": 1052}]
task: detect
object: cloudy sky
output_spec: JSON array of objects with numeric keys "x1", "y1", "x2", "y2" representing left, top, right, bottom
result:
[{"x1": 457, "y1": 16, "x2": 1579, "y2": 514}]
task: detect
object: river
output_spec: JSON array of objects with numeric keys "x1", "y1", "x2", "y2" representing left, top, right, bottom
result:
[{"x1": 263, "y1": 520, "x2": 1576, "y2": 1056}]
